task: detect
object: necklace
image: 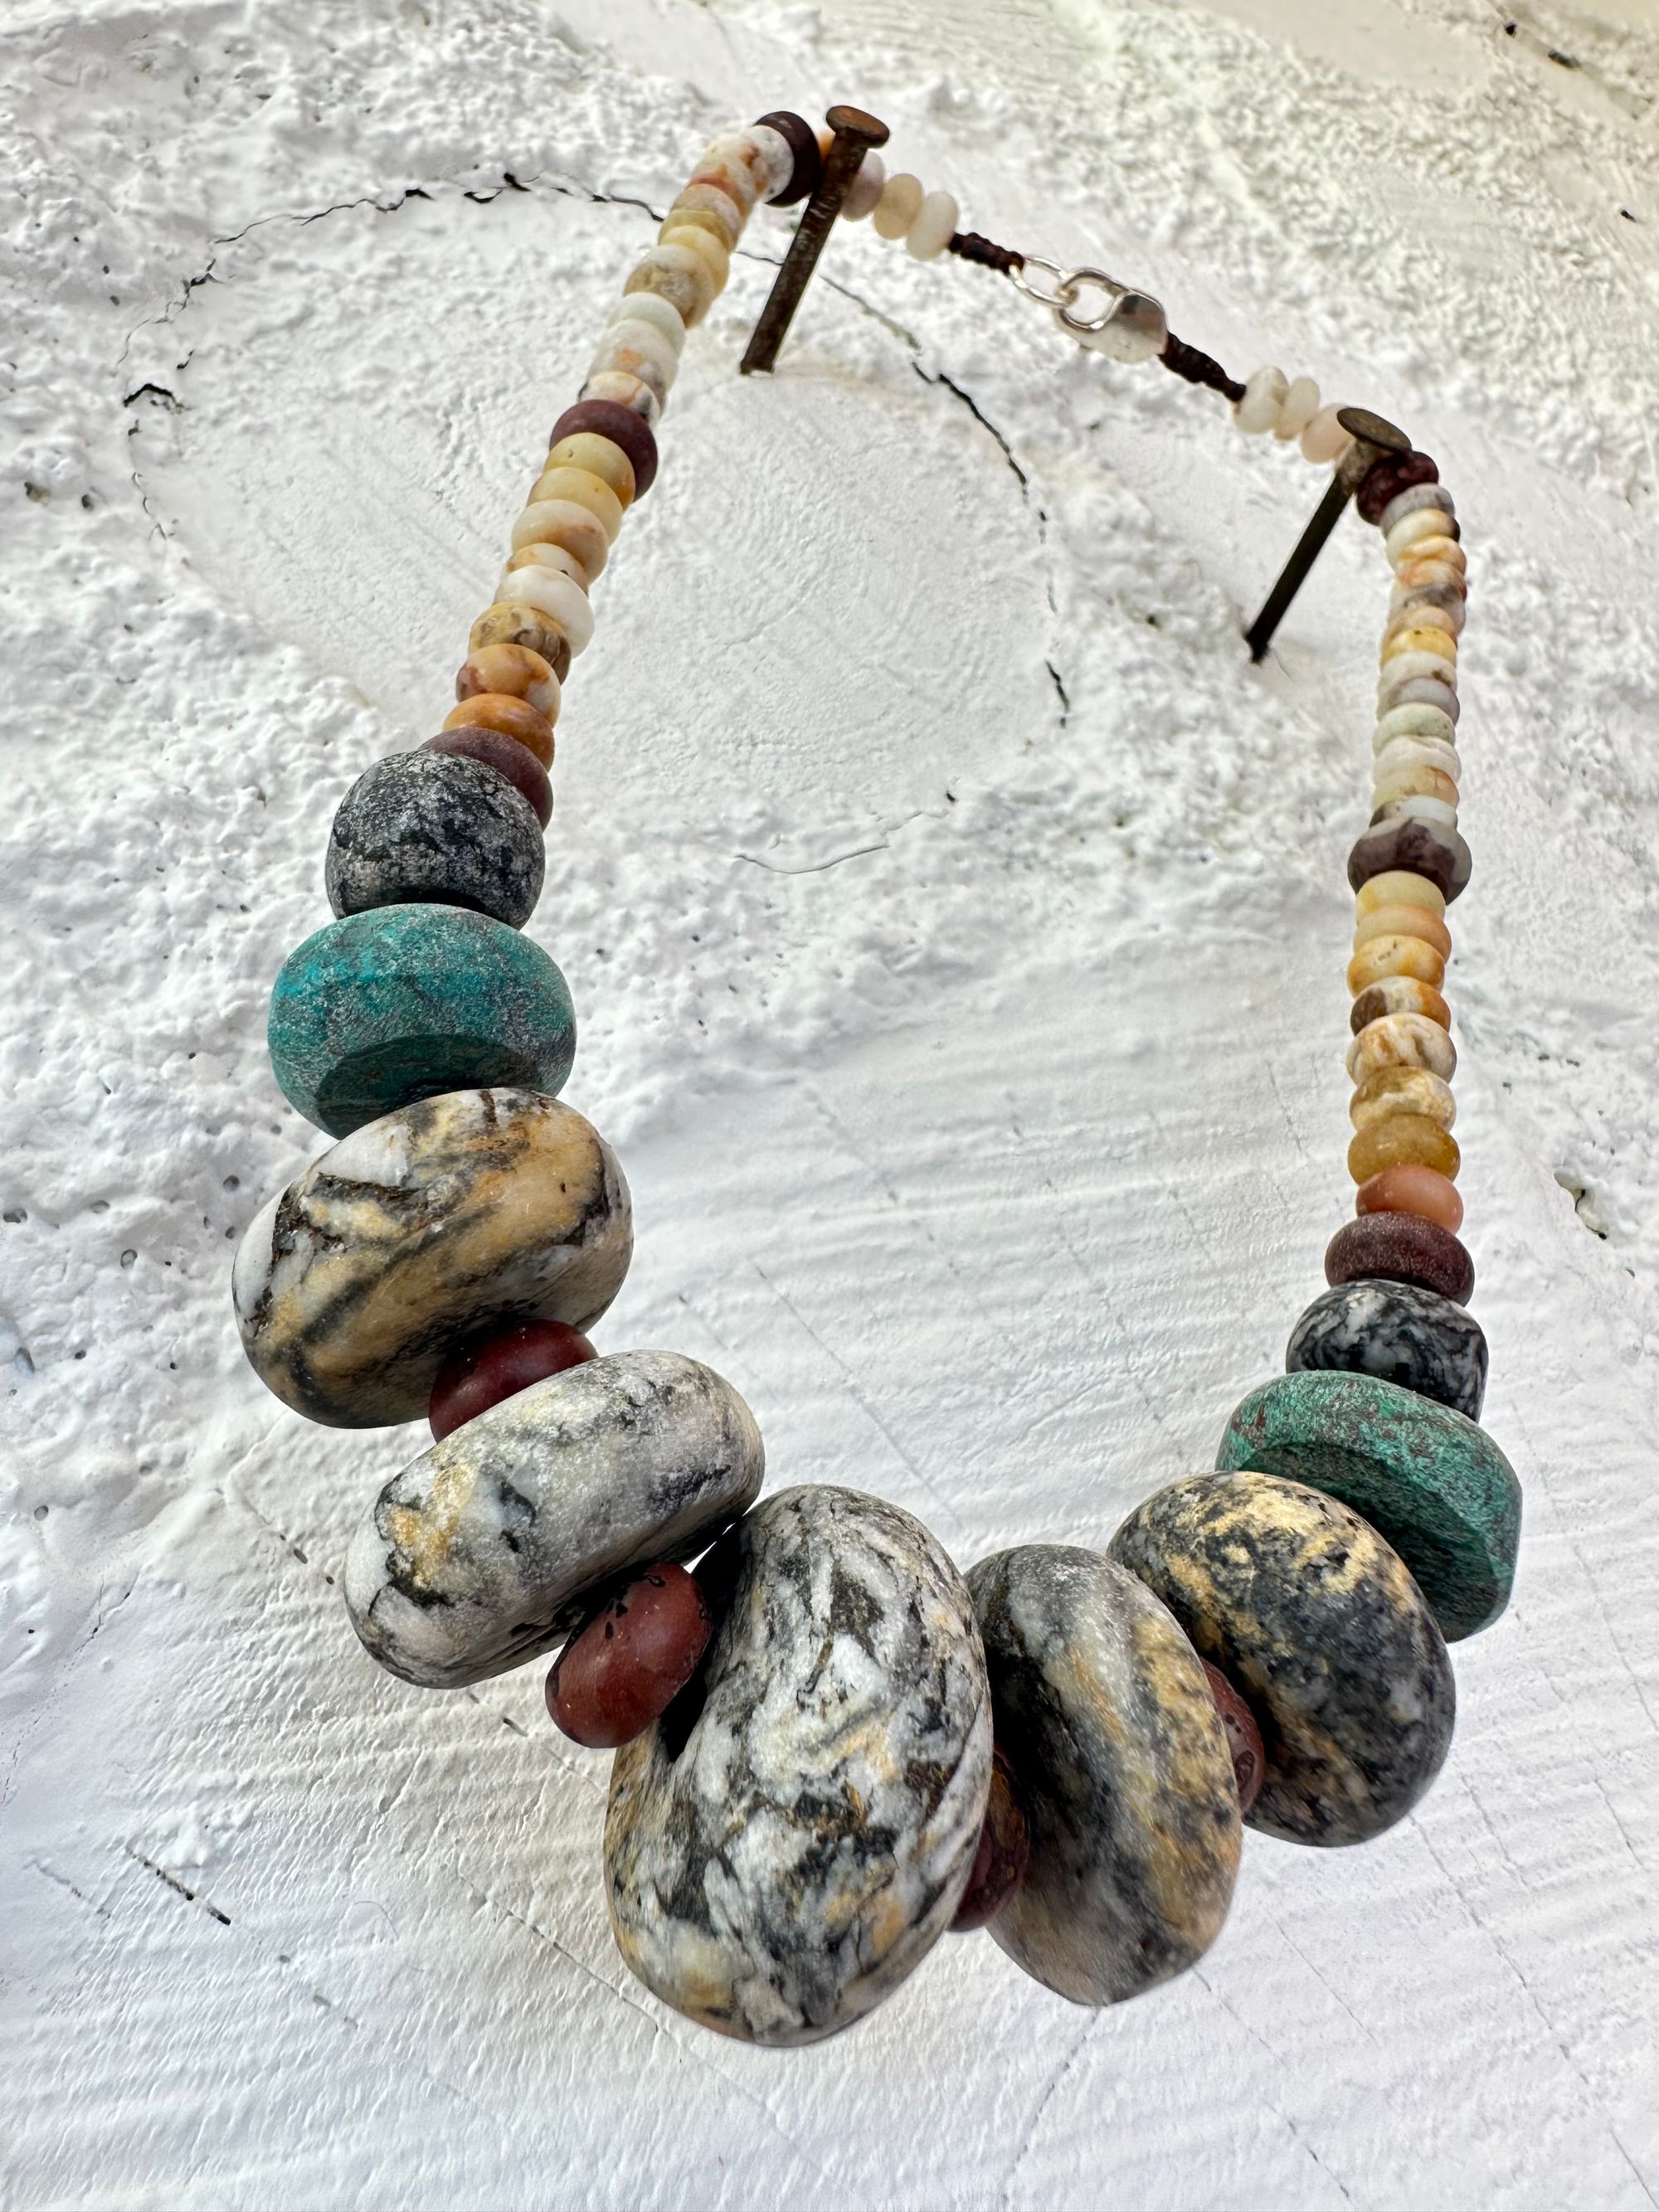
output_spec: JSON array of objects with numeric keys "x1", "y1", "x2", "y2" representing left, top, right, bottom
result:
[{"x1": 232, "y1": 107, "x2": 1520, "y2": 2047}]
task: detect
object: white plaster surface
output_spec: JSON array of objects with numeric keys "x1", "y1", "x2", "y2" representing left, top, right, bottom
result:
[{"x1": 2, "y1": 0, "x2": 1658, "y2": 2203}]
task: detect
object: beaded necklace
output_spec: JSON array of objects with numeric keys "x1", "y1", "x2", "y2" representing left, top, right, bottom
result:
[{"x1": 233, "y1": 109, "x2": 1520, "y2": 2046}]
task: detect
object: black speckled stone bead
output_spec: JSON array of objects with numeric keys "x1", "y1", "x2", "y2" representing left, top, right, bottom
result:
[
  {"x1": 1287, "y1": 1277, "x2": 1487, "y2": 1421},
  {"x1": 326, "y1": 750, "x2": 544, "y2": 930}
]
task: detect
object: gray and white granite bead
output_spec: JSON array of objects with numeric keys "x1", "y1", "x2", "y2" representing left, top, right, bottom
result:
[
  {"x1": 1287, "y1": 1276, "x2": 1487, "y2": 1420},
  {"x1": 605, "y1": 1485, "x2": 992, "y2": 2045},
  {"x1": 966, "y1": 1545, "x2": 1239, "y2": 2006},
  {"x1": 326, "y1": 750, "x2": 545, "y2": 930},
  {"x1": 234, "y1": 1088, "x2": 630, "y2": 1427},
  {"x1": 344, "y1": 1351, "x2": 763, "y2": 1686}
]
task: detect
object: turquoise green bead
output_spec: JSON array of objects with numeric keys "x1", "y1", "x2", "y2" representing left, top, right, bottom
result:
[
  {"x1": 1216, "y1": 1369, "x2": 1520, "y2": 1641},
  {"x1": 268, "y1": 903, "x2": 576, "y2": 1137}
]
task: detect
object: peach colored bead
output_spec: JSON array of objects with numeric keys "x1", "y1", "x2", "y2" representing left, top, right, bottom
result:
[
  {"x1": 659, "y1": 221, "x2": 731, "y2": 293},
  {"x1": 1393, "y1": 558, "x2": 1467, "y2": 595},
  {"x1": 669, "y1": 182, "x2": 744, "y2": 247},
  {"x1": 1355, "y1": 1164, "x2": 1464, "y2": 1234},
  {"x1": 1350, "y1": 975, "x2": 1453, "y2": 1032},
  {"x1": 504, "y1": 542, "x2": 591, "y2": 591},
  {"x1": 1353, "y1": 903, "x2": 1453, "y2": 958},
  {"x1": 1348, "y1": 1115, "x2": 1460, "y2": 1184},
  {"x1": 1300, "y1": 404, "x2": 1353, "y2": 463},
  {"x1": 586, "y1": 323, "x2": 677, "y2": 411},
  {"x1": 625, "y1": 243, "x2": 716, "y2": 328},
  {"x1": 511, "y1": 499, "x2": 609, "y2": 583},
  {"x1": 467, "y1": 604, "x2": 572, "y2": 682},
  {"x1": 1384, "y1": 508, "x2": 1457, "y2": 562},
  {"x1": 1397, "y1": 533, "x2": 1465, "y2": 573},
  {"x1": 579, "y1": 369, "x2": 661, "y2": 425},
  {"x1": 1380, "y1": 625, "x2": 1457, "y2": 668},
  {"x1": 1374, "y1": 737, "x2": 1462, "y2": 788},
  {"x1": 873, "y1": 172, "x2": 924, "y2": 239},
  {"x1": 1346, "y1": 1011, "x2": 1457, "y2": 1084},
  {"x1": 1350, "y1": 1066, "x2": 1456, "y2": 1133},
  {"x1": 1347, "y1": 935, "x2": 1447, "y2": 994},
  {"x1": 546, "y1": 433, "x2": 635, "y2": 508},
  {"x1": 455, "y1": 643, "x2": 561, "y2": 722},
  {"x1": 690, "y1": 138, "x2": 766, "y2": 212},
  {"x1": 443, "y1": 692, "x2": 556, "y2": 766},
  {"x1": 1355, "y1": 870, "x2": 1447, "y2": 918},
  {"x1": 491, "y1": 566, "x2": 593, "y2": 654},
  {"x1": 1372, "y1": 766, "x2": 1461, "y2": 812},
  {"x1": 527, "y1": 466, "x2": 625, "y2": 544}
]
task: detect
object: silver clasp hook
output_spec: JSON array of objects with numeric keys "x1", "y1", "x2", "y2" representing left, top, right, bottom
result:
[{"x1": 1011, "y1": 258, "x2": 1169, "y2": 365}]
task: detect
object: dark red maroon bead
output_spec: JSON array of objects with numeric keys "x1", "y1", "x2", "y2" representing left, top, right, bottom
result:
[
  {"x1": 546, "y1": 1563, "x2": 712, "y2": 1748},
  {"x1": 428, "y1": 1318, "x2": 596, "y2": 1441},
  {"x1": 424, "y1": 727, "x2": 552, "y2": 826},
  {"x1": 1348, "y1": 814, "x2": 1472, "y2": 904},
  {"x1": 754, "y1": 109, "x2": 822, "y2": 204},
  {"x1": 1356, "y1": 450, "x2": 1439, "y2": 525},
  {"x1": 1201, "y1": 1661, "x2": 1265, "y2": 1816},
  {"x1": 547, "y1": 400, "x2": 658, "y2": 497},
  {"x1": 1325, "y1": 1213, "x2": 1475, "y2": 1305},
  {"x1": 951, "y1": 1745, "x2": 1030, "y2": 1931}
]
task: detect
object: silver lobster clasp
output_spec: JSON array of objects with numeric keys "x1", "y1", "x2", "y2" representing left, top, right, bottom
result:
[{"x1": 1011, "y1": 257, "x2": 1168, "y2": 366}]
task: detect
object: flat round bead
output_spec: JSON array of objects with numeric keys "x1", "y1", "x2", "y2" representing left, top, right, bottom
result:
[
  {"x1": 504, "y1": 539, "x2": 590, "y2": 593},
  {"x1": 1350, "y1": 975, "x2": 1453, "y2": 1033},
  {"x1": 544, "y1": 431, "x2": 635, "y2": 509},
  {"x1": 1300, "y1": 404, "x2": 1354, "y2": 464},
  {"x1": 841, "y1": 148, "x2": 886, "y2": 221},
  {"x1": 742, "y1": 121, "x2": 798, "y2": 202},
  {"x1": 1391, "y1": 561, "x2": 1467, "y2": 600},
  {"x1": 1355, "y1": 868, "x2": 1447, "y2": 917},
  {"x1": 1374, "y1": 769, "x2": 1460, "y2": 817},
  {"x1": 1274, "y1": 375, "x2": 1320, "y2": 441},
  {"x1": 1370, "y1": 794, "x2": 1460, "y2": 833},
  {"x1": 348, "y1": 1353, "x2": 761, "y2": 1687},
  {"x1": 1348, "y1": 815, "x2": 1472, "y2": 903},
  {"x1": 233, "y1": 1089, "x2": 629, "y2": 1426},
  {"x1": 1379, "y1": 481, "x2": 1455, "y2": 535},
  {"x1": 491, "y1": 563, "x2": 594, "y2": 654},
  {"x1": 606, "y1": 1485, "x2": 992, "y2": 2044},
  {"x1": 579, "y1": 369, "x2": 661, "y2": 425},
  {"x1": 1383, "y1": 600, "x2": 1459, "y2": 647},
  {"x1": 950, "y1": 1746, "x2": 1030, "y2": 1932},
  {"x1": 510, "y1": 500, "x2": 608, "y2": 584},
  {"x1": 1218, "y1": 1373, "x2": 1518, "y2": 1641},
  {"x1": 266, "y1": 906, "x2": 577, "y2": 1139},
  {"x1": 1287, "y1": 1277, "x2": 1486, "y2": 1422},
  {"x1": 658, "y1": 222, "x2": 730, "y2": 294},
  {"x1": 1357, "y1": 1164, "x2": 1464, "y2": 1232},
  {"x1": 1380, "y1": 625, "x2": 1457, "y2": 668},
  {"x1": 548, "y1": 1564, "x2": 713, "y2": 1749},
  {"x1": 1347, "y1": 1113, "x2": 1460, "y2": 1184},
  {"x1": 1374, "y1": 702, "x2": 1458, "y2": 751},
  {"x1": 872, "y1": 172, "x2": 924, "y2": 239},
  {"x1": 1350, "y1": 1065, "x2": 1456, "y2": 1131},
  {"x1": 753, "y1": 109, "x2": 821, "y2": 205},
  {"x1": 1346, "y1": 935, "x2": 1447, "y2": 994},
  {"x1": 468, "y1": 603, "x2": 572, "y2": 683},
  {"x1": 669, "y1": 180, "x2": 743, "y2": 247},
  {"x1": 1377, "y1": 673, "x2": 1461, "y2": 722},
  {"x1": 1384, "y1": 509, "x2": 1457, "y2": 562},
  {"x1": 326, "y1": 751, "x2": 544, "y2": 929},
  {"x1": 1398, "y1": 533, "x2": 1466, "y2": 575},
  {"x1": 1357, "y1": 449, "x2": 1438, "y2": 524},
  {"x1": 426, "y1": 728, "x2": 552, "y2": 827},
  {"x1": 1353, "y1": 903, "x2": 1453, "y2": 958},
  {"x1": 906, "y1": 187, "x2": 959, "y2": 260},
  {"x1": 528, "y1": 464, "x2": 625, "y2": 542},
  {"x1": 603, "y1": 289, "x2": 687, "y2": 356},
  {"x1": 966, "y1": 1545, "x2": 1239, "y2": 2002},
  {"x1": 1378, "y1": 649, "x2": 1460, "y2": 694},
  {"x1": 443, "y1": 691, "x2": 556, "y2": 765},
  {"x1": 1234, "y1": 366, "x2": 1289, "y2": 434},
  {"x1": 548, "y1": 401, "x2": 658, "y2": 496},
  {"x1": 1201, "y1": 1662, "x2": 1265, "y2": 1815},
  {"x1": 1347, "y1": 1010, "x2": 1457, "y2": 1083},
  {"x1": 1390, "y1": 581, "x2": 1466, "y2": 632},
  {"x1": 1326, "y1": 1209, "x2": 1474, "y2": 1301},
  {"x1": 624, "y1": 243, "x2": 715, "y2": 328},
  {"x1": 429, "y1": 1317, "x2": 596, "y2": 1441},
  {"x1": 1373, "y1": 738, "x2": 1462, "y2": 789},
  {"x1": 686, "y1": 145, "x2": 761, "y2": 218},
  {"x1": 455, "y1": 641, "x2": 560, "y2": 722},
  {"x1": 703, "y1": 129, "x2": 781, "y2": 207},
  {"x1": 1111, "y1": 1471, "x2": 1456, "y2": 1842}
]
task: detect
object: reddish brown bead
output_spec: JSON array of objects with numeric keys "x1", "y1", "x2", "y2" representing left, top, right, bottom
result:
[
  {"x1": 547, "y1": 400, "x2": 659, "y2": 497},
  {"x1": 950, "y1": 1745, "x2": 1031, "y2": 1931},
  {"x1": 1357, "y1": 449, "x2": 1439, "y2": 525},
  {"x1": 546, "y1": 1563, "x2": 712, "y2": 1749},
  {"x1": 1326, "y1": 1213, "x2": 1475, "y2": 1305},
  {"x1": 425, "y1": 727, "x2": 552, "y2": 826},
  {"x1": 1348, "y1": 814, "x2": 1472, "y2": 905},
  {"x1": 1201, "y1": 1661, "x2": 1265, "y2": 1816},
  {"x1": 428, "y1": 1318, "x2": 596, "y2": 1441},
  {"x1": 754, "y1": 109, "x2": 821, "y2": 204}
]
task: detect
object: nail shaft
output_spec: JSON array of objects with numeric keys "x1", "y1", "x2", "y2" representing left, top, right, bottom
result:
[
  {"x1": 1244, "y1": 407, "x2": 1411, "y2": 662},
  {"x1": 740, "y1": 105, "x2": 888, "y2": 377}
]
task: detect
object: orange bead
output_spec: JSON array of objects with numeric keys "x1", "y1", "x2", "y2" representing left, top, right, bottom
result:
[
  {"x1": 1348, "y1": 1114, "x2": 1460, "y2": 1184},
  {"x1": 1352, "y1": 903, "x2": 1452, "y2": 960},
  {"x1": 443, "y1": 692, "x2": 555, "y2": 766},
  {"x1": 1355, "y1": 1164, "x2": 1464, "y2": 1234},
  {"x1": 1350, "y1": 976, "x2": 1452, "y2": 1033},
  {"x1": 1347, "y1": 935, "x2": 1447, "y2": 994},
  {"x1": 455, "y1": 643, "x2": 560, "y2": 720}
]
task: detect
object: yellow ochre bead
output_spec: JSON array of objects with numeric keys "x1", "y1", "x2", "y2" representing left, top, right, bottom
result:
[
  {"x1": 1348, "y1": 1115, "x2": 1460, "y2": 1184},
  {"x1": 1348, "y1": 935, "x2": 1447, "y2": 994}
]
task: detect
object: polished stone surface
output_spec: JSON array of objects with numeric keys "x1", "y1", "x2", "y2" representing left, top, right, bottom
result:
[{"x1": 1287, "y1": 1276, "x2": 1487, "y2": 1420}]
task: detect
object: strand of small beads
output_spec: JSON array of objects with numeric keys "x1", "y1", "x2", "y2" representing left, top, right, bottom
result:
[{"x1": 233, "y1": 112, "x2": 1520, "y2": 2050}]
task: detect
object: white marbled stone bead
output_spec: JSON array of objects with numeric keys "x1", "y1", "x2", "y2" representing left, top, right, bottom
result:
[
  {"x1": 1274, "y1": 374, "x2": 1321, "y2": 441},
  {"x1": 579, "y1": 369, "x2": 663, "y2": 425},
  {"x1": 492, "y1": 562, "x2": 595, "y2": 654},
  {"x1": 604, "y1": 289, "x2": 687, "y2": 354},
  {"x1": 344, "y1": 1351, "x2": 763, "y2": 1688},
  {"x1": 233, "y1": 1090, "x2": 632, "y2": 1427},
  {"x1": 1374, "y1": 702, "x2": 1458, "y2": 752},
  {"x1": 1373, "y1": 792, "x2": 1459, "y2": 829},
  {"x1": 906, "y1": 188, "x2": 958, "y2": 260},
  {"x1": 842, "y1": 149, "x2": 886, "y2": 221},
  {"x1": 1347, "y1": 1010, "x2": 1457, "y2": 1083},
  {"x1": 1300, "y1": 403, "x2": 1353, "y2": 463},
  {"x1": 587, "y1": 319, "x2": 679, "y2": 409},
  {"x1": 1379, "y1": 481, "x2": 1455, "y2": 535},
  {"x1": 605, "y1": 1485, "x2": 992, "y2": 2045},
  {"x1": 1234, "y1": 367, "x2": 1288, "y2": 434}
]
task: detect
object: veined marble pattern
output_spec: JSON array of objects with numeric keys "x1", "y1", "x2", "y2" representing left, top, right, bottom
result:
[
  {"x1": 966, "y1": 1545, "x2": 1241, "y2": 2005},
  {"x1": 1111, "y1": 1472, "x2": 1456, "y2": 1847},
  {"x1": 604, "y1": 1485, "x2": 992, "y2": 2046},
  {"x1": 233, "y1": 1088, "x2": 630, "y2": 1427},
  {"x1": 1285, "y1": 1276, "x2": 1488, "y2": 1421},
  {"x1": 343, "y1": 1350, "x2": 762, "y2": 1686}
]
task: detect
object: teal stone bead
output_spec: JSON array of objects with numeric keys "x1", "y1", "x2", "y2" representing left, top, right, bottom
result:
[
  {"x1": 268, "y1": 903, "x2": 576, "y2": 1137},
  {"x1": 1216, "y1": 1369, "x2": 1520, "y2": 1641}
]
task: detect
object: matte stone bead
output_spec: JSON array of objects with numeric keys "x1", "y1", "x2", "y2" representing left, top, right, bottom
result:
[
  {"x1": 1346, "y1": 1113, "x2": 1460, "y2": 1185},
  {"x1": 548, "y1": 400, "x2": 658, "y2": 496},
  {"x1": 546, "y1": 431, "x2": 636, "y2": 507},
  {"x1": 605, "y1": 1486, "x2": 992, "y2": 2045},
  {"x1": 1346, "y1": 935, "x2": 1445, "y2": 995},
  {"x1": 1355, "y1": 868, "x2": 1447, "y2": 916},
  {"x1": 266, "y1": 905, "x2": 576, "y2": 1138},
  {"x1": 1350, "y1": 1066, "x2": 1456, "y2": 1132},
  {"x1": 547, "y1": 1563, "x2": 713, "y2": 1749},
  {"x1": 1287, "y1": 1278, "x2": 1488, "y2": 1420},
  {"x1": 233, "y1": 1088, "x2": 630, "y2": 1427},
  {"x1": 1379, "y1": 481, "x2": 1455, "y2": 536},
  {"x1": 1352, "y1": 903, "x2": 1452, "y2": 959},
  {"x1": 345, "y1": 1353, "x2": 762, "y2": 1686},
  {"x1": 526, "y1": 464, "x2": 625, "y2": 542},
  {"x1": 455, "y1": 642, "x2": 560, "y2": 722},
  {"x1": 1357, "y1": 449, "x2": 1438, "y2": 524},
  {"x1": 428, "y1": 1316, "x2": 596, "y2": 1441},
  {"x1": 950, "y1": 1746, "x2": 1030, "y2": 1932},
  {"x1": 1350, "y1": 976, "x2": 1452, "y2": 1033},
  {"x1": 1201, "y1": 1662, "x2": 1264, "y2": 1816},
  {"x1": 468, "y1": 603, "x2": 573, "y2": 683},
  {"x1": 1348, "y1": 814, "x2": 1472, "y2": 903},
  {"x1": 966, "y1": 1545, "x2": 1239, "y2": 2004},
  {"x1": 1356, "y1": 1163, "x2": 1463, "y2": 1233},
  {"x1": 1347, "y1": 1010, "x2": 1457, "y2": 1083},
  {"x1": 1219, "y1": 1372, "x2": 1519, "y2": 1640},
  {"x1": 425, "y1": 727, "x2": 552, "y2": 827},
  {"x1": 624, "y1": 244, "x2": 715, "y2": 328},
  {"x1": 325, "y1": 752, "x2": 544, "y2": 930},
  {"x1": 753, "y1": 109, "x2": 821, "y2": 204},
  {"x1": 578, "y1": 368, "x2": 661, "y2": 425},
  {"x1": 1111, "y1": 1472, "x2": 1456, "y2": 1843},
  {"x1": 1326, "y1": 1209, "x2": 1474, "y2": 1302},
  {"x1": 1376, "y1": 673, "x2": 1460, "y2": 722}
]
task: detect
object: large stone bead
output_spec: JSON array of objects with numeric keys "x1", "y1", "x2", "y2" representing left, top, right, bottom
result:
[
  {"x1": 267, "y1": 903, "x2": 576, "y2": 1138},
  {"x1": 1217, "y1": 1369, "x2": 1520, "y2": 1641},
  {"x1": 966, "y1": 1546, "x2": 1239, "y2": 2005},
  {"x1": 1287, "y1": 1277, "x2": 1488, "y2": 1421},
  {"x1": 604, "y1": 1486, "x2": 991, "y2": 2046},
  {"x1": 325, "y1": 751, "x2": 545, "y2": 929},
  {"x1": 1110, "y1": 1472, "x2": 1455, "y2": 1846},
  {"x1": 343, "y1": 1352, "x2": 762, "y2": 1686},
  {"x1": 234, "y1": 1088, "x2": 630, "y2": 1427}
]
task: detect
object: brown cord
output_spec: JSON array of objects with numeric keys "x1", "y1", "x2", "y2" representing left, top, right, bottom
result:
[
  {"x1": 1159, "y1": 333, "x2": 1245, "y2": 406},
  {"x1": 947, "y1": 230, "x2": 1025, "y2": 275}
]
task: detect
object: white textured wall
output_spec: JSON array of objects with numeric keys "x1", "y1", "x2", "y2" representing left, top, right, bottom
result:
[{"x1": 3, "y1": 0, "x2": 1658, "y2": 2204}]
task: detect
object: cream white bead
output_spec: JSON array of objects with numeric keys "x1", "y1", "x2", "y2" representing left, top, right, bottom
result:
[
  {"x1": 606, "y1": 289, "x2": 687, "y2": 355},
  {"x1": 505, "y1": 541, "x2": 590, "y2": 591},
  {"x1": 1375, "y1": 793, "x2": 1458, "y2": 829},
  {"x1": 589, "y1": 318, "x2": 679, "y2": 399},
  {"x1": 842, "y1": 150, "x2": 886, "y2": 221},
  {"x1": 579, "y1": 370, "x2": 662, "y2": 425},
  {"x1": 1378, "y1": 651, "x2": 1459, "y2": 693},
  {"x1": 1300, "y1": 404, "x2": 1353, "y2": 464},
  {"x1": 1274, "y1": 375, "x2": 1320, "y2": 441},
  {"x1": 1234, "y1": 367, "x2": 1288, "y2": 434},
  {"x1": 1374, "y1": 735, "x2": 1462, "y2": 785},
  {"x1": 873, "y1": 173, "x2": 924, "y2": 240},
  {"x1": 906, "y1": 188, "x2": 958, "y2": 260},
  {"x1": 493, "y1": 565, "x2": 594, "y2": 654},
  {"x1": 1384, "y1": 508, "x2": 1456, "y2": 563},
  {"x1": 745, "y1": 124, "x2": 795, "y2": 202},
  {"x1": 1374, "y1": 704, "x2": 1458, "y2": 751}
]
